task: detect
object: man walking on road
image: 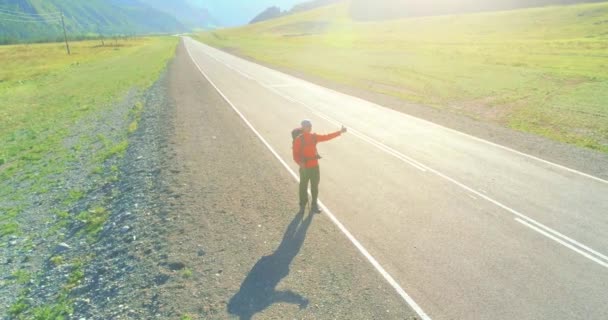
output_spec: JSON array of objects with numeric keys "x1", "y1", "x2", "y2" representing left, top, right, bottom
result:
[{"x1": 293, "y1": 120, "x2": 347, "y2": 213}]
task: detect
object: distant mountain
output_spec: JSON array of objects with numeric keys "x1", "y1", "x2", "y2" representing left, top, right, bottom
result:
[
  {"x1": 249, "y1": 0, "x2": 342, "y2": 24},
  {"x1": 250, "y1": 6, "x2": 283, "y2": 24},
  {"x1": 138, "y1": 0, "x2": 219, "y2": 29},
  {"x1": 350, "y1": 0, "x2": 608, "y2": 20},
  {"x1": 289, "y1": 0, "x2": 343, "y2": 13},
  {"x1": 0, "y1": 0, "x2": 186, "y2": 43}
]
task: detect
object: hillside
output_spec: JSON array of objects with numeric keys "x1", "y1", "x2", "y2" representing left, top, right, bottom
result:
[
  {"x1": 196, "y1": 1, "x2": 608, "y2": 153},
  {"x1": 250, "y1": 6, "x2": 283, "y2": 24},
  {"x1": 350, "y1": 0, "x2": 608, "y2": 20},
  {"x1": 0, "y1": 0, "x2": 216, "y2": 43},
  {"x1": 249, "y1": 0, "x2": 342, "y2": 24},
  {"x1": 139, "y1": 0, "x2": 219, "y2": 29}
]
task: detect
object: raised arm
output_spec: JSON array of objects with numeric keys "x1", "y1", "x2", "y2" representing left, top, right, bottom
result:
[{"x1": 315, "y1": 131, "x2": 341, "y2": 143}]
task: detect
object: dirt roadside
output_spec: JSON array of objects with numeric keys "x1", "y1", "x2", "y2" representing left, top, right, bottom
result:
[
  {"x1": 213, "y1": 46, "x2": 608, "y2": 181},
  {"x1": 152, "y1": 40, "x2": 419, "y2": 319}
]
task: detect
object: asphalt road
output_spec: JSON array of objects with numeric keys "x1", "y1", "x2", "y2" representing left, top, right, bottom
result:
[{"x1": 182, "y1": 37, "x2": 608, "y2": 320}]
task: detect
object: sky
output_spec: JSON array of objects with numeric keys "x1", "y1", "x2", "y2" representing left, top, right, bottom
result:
[{"x1": 189, "y1": 0, "x2": 303, "y2": 26}]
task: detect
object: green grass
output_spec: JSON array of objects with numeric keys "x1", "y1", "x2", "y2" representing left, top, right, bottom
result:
[
  {"x1": 8, "y1": 296, "x2": 29, "y2": 317},
  {"x1": 181, "y1": 268, "x2": 193, "y2": 279},
  {"x1": 75, "y1": 206, "x2": 109, "y2": 237},
  {"x1": 195, "y1": 2, "x2": 608, "y2": 152},
  {"x1": 0, "y1": 36, "x2": 177, "y2": 231},
  {"x1": 31, "y1": 302, "x2": 72, "y2": 320},
  {"x1": 12, "y1": 270, "x2": 31, "y2": 284},
  {"x1": 0, "y1": 222, "x2": 20, "y2": 237},
  {"x1": 0, "y1": 37, "x2": 176, "y2": 177},
  {"x1": 49, "y1": 255, "x2": 65, "y2": 266},
  {"x1": 1, "y1": 36, "x2": 177, "y2": 318}
]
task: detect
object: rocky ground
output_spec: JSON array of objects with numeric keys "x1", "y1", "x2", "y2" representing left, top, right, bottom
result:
[{"x1": 0, "y1": 83, "x2": 143, "y2": 318}]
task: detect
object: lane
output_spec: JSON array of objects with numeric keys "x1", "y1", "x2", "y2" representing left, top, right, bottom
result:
[{"x1": 183, "y1": 37, "x2": 608, "y2": 319}]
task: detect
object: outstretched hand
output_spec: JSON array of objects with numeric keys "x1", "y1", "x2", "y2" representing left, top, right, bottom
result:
[{"x1": 340, "y1": 125, "x2": 347, "y2": 134}]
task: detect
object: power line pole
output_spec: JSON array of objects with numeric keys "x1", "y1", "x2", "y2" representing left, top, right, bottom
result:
[{"x1": 60, "y1": 11, "x2": 70, "y2": 55}]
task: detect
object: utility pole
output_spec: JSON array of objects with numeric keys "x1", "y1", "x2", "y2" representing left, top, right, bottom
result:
[{"x1": 60, "y1": 11, "x2": 70, "y2": 55}]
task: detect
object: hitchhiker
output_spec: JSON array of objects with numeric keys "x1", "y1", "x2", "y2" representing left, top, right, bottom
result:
[{"x1": 292, "y1": 120, "x2": 346, "y2": 213}]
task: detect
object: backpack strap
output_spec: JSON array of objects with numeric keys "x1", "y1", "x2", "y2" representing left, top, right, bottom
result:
[
  {"x1": 300, "y1": 134, "x2": 308, "y2": 164},
  {"x1": 299, "y1": 134, "x2": 320, "y2": 165}
]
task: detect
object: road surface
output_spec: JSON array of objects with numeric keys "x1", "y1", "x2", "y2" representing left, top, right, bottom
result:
[{"x1": 182, "y1": 37, "x2": 608, "y2": 320}]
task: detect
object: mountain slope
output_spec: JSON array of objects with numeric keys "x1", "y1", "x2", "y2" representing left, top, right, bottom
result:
[
  {"x1": 249, "y1": 0, "x2": 342, "y2": 24},
  {"x1": 250, "y1": 6, "x2": 283, "y2": 24},
  {"x1": 0, "y1": 0, "x2": 186, "y2": 43},
  {"x1": 138, "y1": 0, "x2": 219, "y2": 29},
  {"x1": 350, "y1": 0, "x2": 608, "y2": 20}
]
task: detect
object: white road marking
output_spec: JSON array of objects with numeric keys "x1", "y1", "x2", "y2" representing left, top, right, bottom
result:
[
  {"x1": 225, "y1": 63, "x2": 255, "y2": 80},
  {"x1": 186, "y1": 37, "x2": 608, "y2": 270},
  {"x1": 266, "y1": 83, "x2": 299, "y2": 88},
  {"x1": 515, "y1": 218, "x2": 608, "y2": 269},
  {"x1": 183, "y1": 39, "x2": 433, "y2": 320}
]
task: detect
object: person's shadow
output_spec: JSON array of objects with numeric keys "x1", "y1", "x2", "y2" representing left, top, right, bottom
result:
[{"x1": 227, "y1": 209, "x2": 314, "y2": 320}]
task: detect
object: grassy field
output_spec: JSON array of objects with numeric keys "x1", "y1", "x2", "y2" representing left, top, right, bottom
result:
[
  {"x1": 195, "y1": 1, "x2": 608, "y2": 153},
  {"x1": 1, "y1": 37, "x2": 176, "y2": 175},
  {"x1": 0, "y1": 36, "x2": 177, "y2": 318},
  {"x1": 0, "y1": 36, "x2": 176, "y2": 232}
]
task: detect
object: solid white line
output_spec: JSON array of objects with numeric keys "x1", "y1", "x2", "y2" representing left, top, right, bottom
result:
[
  {"x1": 189, "y1": 37, "x2": 608, "y2": 267},
  {"x1": 515, "y1": 218, "x2": 608, "y2": 269},
  {"x1": 221, "y1": 61, "x2": 255, "y2": 80},
  {"x1": 198, "y1": 40, "x2": 608, "y2": 186},
  {"x1": 183, "y1": 38, "x2": 432, "y2": 320},
  {"x1": 266, "y1": 83, "x2": 298, "y2": 88}
]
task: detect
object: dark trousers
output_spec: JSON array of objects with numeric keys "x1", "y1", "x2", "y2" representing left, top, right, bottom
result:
[{"x1": 299, "y1": 166, "x2": 320, "y2": 208}]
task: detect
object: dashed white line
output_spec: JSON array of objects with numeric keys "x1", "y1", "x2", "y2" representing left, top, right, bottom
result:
[{"x1": 266, "y1": 83, "x2": 298, "y2": 88}]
